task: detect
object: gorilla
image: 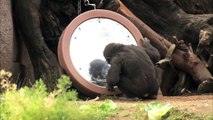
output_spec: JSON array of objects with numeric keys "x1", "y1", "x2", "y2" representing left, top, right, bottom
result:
[
  {"x1": 103, "y1": 42, "x2": 160, "y2": 99},
  {"x1": 142, "y1": 37, "x2": 161, "y2": 64},
  {"x1": 89, "y1": 59, "x2": 110, "y2": 86}
]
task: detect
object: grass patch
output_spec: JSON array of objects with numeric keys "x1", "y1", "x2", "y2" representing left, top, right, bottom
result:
[{"x1": 0, "y1": 70, "x2": 117, "y2": 120}]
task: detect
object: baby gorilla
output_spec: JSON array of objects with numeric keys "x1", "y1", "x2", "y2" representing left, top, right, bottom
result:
[{"x1": 103, "y1": 43, "x2": 159, "y2": 99}]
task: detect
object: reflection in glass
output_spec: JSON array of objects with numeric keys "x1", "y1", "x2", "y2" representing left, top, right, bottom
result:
[
  {"x1": 89, "y1": 59, "x2": 109, "y2": 86},
  {"x1": 70, "y1": 18, "x2": 137, "y2": 86}
]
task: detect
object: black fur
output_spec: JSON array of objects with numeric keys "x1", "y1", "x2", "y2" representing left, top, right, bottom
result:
[
  {"x1": 103, "y1": 43, "x2": 159, "y2": 99},
  {"x1": 142, "y1": 38, "x2": 161, "y2": 64}
]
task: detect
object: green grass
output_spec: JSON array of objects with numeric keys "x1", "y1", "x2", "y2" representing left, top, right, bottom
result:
[{"x1": 0, "y1": 72, "x2": 117, "y2": 120}]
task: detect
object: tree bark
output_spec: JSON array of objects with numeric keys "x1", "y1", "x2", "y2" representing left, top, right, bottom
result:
[
  {"x1": 118, "y1": 0, "x2": 212, "y2": 95},
  {"x1": 120, "y1": 0, "x2": 213, "y2": 46},
  {"x1": 0, "y1": 0, "x2": 14, "y2": 71},
  {"x1": 0, "y1": 0, "x2": 26, "y2": 86},
  {"x1": 174, "y1": 0, "x2": 213, "y2": 14},
  {"x1": 13, "y1": 0, "x2": 62, "y2": 91}
]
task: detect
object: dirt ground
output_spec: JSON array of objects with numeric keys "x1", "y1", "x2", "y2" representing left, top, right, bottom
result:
[
  {"x1": 115, "y1": 94, "x2": 213, "y2": 116},
  {"x1": 152, "y1": 94, "x2": 213, "y2": 115}
]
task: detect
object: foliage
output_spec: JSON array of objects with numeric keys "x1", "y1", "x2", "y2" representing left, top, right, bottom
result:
[
  {"x1": 79, "y1": 99, "x2": 118, "y2": 119},
  {"x1": 0, "y1": 71, "x2": 117, "y2": 120},
  {"x1": 145, "y1": 101, "x2": 173, "y2": 120},
  {"x1": 0, "y1": 70, "x2": 212, "y2": 120},
  {"x1": 0, "y1": 70, "x2": 14, "y2": 92}
]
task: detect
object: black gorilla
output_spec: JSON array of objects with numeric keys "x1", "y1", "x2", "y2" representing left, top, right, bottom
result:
[
  {"x1": 143, "y1": 38, "x2": 161, "y2": 64},
  {"x1": 89, "y1": 59, "x2": 110, "y2": 86},
  {"x1": 142, "y1": 38, "x2": 162, "y2": 90},
  {"x1": 103, "y1": 43, "x2": 159, "y2": 99}
]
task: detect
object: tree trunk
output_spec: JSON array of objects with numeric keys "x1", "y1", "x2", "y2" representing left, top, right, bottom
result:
[
  {"x1": 174, "y1": 0, "x2": 213, "y2": 14},
  {"x1": 13, "y1": 0, "x2": 62, "y2": 91},
  {"x1": 0, "y1": 0, "x2": 14, "y2": 72},
  {"x1": 120, "y1": 0, "x2": 213, "y2": 45},
  {"x1": 0, "y1": 0, "x2": 25, "y2": 86}
]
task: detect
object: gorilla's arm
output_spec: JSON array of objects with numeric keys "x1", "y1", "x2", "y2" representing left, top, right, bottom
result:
[{"x1": 107, "y1": 56, "x2": 122, "y2": 90}]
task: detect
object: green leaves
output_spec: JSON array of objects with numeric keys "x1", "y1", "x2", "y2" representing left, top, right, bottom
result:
[
  {"x1": 0, "y1": 74, "x2": 118, "y2": 120},
  {"x1": 79, "y1": 99, "x2": 117, "y2": 119},
  {"x1": 0, "y1": 75, "x2": 79, "y2": 120},
  {"x1": 79, "y1": 100, "x2": 117, "y2": 111},
  {"x1": 55, "y1": 75, "x2": 78, "y2": 101},
  {"x1": 57, "y1": 75, "x2": 72, "y2": 91},
  {"x1": 145, "y1": 102, "x2": 173, "y2": 120},
  {"x1": 99, "y1": 99, "x2": 117, "y2": 112}
]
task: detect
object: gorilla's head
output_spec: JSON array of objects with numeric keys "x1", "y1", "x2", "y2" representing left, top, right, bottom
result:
[
  {"x1": 89, "y1": 59, "x2": 110, "y2": 86},
  {"x1": 103, "y1": 43, "x2": 124, "y2": 63}
]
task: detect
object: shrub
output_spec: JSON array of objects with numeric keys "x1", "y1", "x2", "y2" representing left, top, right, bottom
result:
[{"x1": 0, "y1": 71, "x2": 117, "y2": 120}]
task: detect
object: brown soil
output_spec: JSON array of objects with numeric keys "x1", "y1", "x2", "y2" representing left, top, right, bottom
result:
[
  {"x1": 152, "y1": 95, "x2": 213, "y2": 115},
  {"x1": 114, "y1": 94, "x2": 213, "y2": 116}
]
